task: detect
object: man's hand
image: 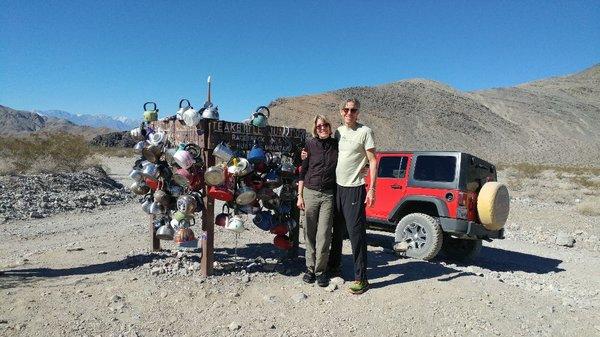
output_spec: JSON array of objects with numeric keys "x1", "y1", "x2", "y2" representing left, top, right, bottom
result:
[
  {"x1": 365, "y1": 189, "x2": 375, "y2": 207},
  {"x1": 300, "y1": 148, "x2": 308, "y2": 161}
]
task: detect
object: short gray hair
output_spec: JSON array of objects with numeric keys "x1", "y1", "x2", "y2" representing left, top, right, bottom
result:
[{"x1": 340, "y1": 98, "x2": 360, "y2": 110}]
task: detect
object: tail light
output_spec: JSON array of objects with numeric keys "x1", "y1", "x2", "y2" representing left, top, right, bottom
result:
[
  {"x1": 459, "y1": 191, "x2": 478, "y2": 220},
  {"x1": 458, "y1": 192, "x2": 467, "y2": 206}
]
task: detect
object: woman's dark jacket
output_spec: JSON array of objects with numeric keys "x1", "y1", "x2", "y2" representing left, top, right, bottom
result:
[{"x1": 299, "y1": 136, "x2": 338, "y2": 191}]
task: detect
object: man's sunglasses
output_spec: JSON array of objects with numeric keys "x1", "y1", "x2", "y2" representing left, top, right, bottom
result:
[{"x1": 342, "y1": 108, "x2": 358, "y2": 114}]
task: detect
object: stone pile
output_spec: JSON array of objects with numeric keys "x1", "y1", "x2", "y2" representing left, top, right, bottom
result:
[{"x1": 0, "y1": 166, "x2": 131, "y2": 222}]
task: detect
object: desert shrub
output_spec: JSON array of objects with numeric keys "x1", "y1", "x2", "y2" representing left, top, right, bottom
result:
[
  {"x1": 577, "y1": 197, "x2": 600, "y2": 216},
  {"x1": 0, "y1": 133, "x2": 92, "y2": 173},
  {"x1": 570, "y1": 176, "x2": 600, "y2": 190}
]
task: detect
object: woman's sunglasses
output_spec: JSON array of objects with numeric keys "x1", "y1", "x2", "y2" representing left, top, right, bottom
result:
[{"x1": 316, "y1": 123, "x2": 330, "y2": 130}]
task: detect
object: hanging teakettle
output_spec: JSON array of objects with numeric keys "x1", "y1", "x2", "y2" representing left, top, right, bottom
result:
[
  {"x1": 182, "y1": 107, "x2": 202, "y2": 127},
  {"x1": 133, "y1": 141, "x2": 146, "y2": 154},
  {"x1": 201, "y1": 103, "x2": 219, "y2": 120},
  {"x1": 173, "y1": 149, "x2": 195, "y2": 169},
  {"x1": 215, "y1": 204, "x2": 231, "y2": 227},
  {"x1": 176, "y1": 99, "x2": 191, "y2": 121},
  {"x1": 247, "y1": 142, "x2": 267, "y2": 164},
  {"x1": 143, "y1": 102, "x2": 159, "y2": 122},
  {"x1": 250, "y1": 106, "x2": 270, "y2": 127},
  {"x1": 273, "y1": 234, "x2": 293, "y2": 250},
  {"x1": 253, "y1": 210, "x2": 275, "y2": 231},
  {"x1": 213, "y1": 142, "x2": 234, "y2": 162},
  {"x1": 156, "y1": 221, "x2": 175, "y2": 240},
  {"x1": 235, "y1": 181, "x2": 257, "y2": 206},
  {"x1": 225, "y1": 215, "x2": 245, "y2": 234}
]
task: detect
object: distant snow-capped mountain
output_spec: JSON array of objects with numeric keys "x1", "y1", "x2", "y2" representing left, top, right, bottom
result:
[{"x1": 34, "y1": 109, "x2": 140, "y2": 131}]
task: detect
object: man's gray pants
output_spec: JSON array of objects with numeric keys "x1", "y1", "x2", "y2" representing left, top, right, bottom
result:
[{"x1": 302, "y1": 187, "x2": 334, "y2": 275}]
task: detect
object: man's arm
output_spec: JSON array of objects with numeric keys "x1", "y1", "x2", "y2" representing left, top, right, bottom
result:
[{"x1": 365, "y1": 148, "x2": 377, "y2": 207}]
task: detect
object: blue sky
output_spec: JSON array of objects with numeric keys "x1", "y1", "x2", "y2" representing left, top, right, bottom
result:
[{"x1": 1, "y1": 1, "x2": 599, "y2": 122}]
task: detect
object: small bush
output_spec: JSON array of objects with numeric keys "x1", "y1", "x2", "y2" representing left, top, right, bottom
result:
[
  {"x1": 570, "y1": 176, "x2": 600, "y2": 190},
  {"x1": 0, "y1": 133, "x2": 93, "y2": 174},
  {"x1": 577, "y1": 197, "x2": 600, "y2": 216}
]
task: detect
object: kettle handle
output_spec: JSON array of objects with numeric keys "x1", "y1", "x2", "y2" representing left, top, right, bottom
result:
[
  {"x1": 144, "y1": 102, "x2": 157, "y2": 111},
  {"x1": 179, "y1": 99, "x2": 191, "y2": 109},
  {"x1": 255, "y1": 106, "x2": 270, "y2": 118},
  {"x1": 222, "y1": 203, "x2": 230, "y2": 214}
]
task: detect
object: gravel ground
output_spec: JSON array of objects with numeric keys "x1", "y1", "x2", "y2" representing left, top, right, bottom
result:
[{"x1": 0, "y1": 157, "x2": 599, "y2": 337}]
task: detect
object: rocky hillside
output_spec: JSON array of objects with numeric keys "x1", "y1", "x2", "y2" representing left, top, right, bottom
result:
[
  {"x1": 268, "y1": 64, "x2": 600, "y2": 167},
  {"x1": 0, "y1": 105, "x2": 113, "y2": 139}
]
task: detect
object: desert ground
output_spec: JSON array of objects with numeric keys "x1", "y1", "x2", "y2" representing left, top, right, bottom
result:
[{"x1": 1, "y1": 156, "x2": 599, "y2": 337}]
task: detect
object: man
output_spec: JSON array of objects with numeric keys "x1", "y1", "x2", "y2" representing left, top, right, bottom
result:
[{"x1": 333, "y1": 98, "x2": 377, "y2": 294}]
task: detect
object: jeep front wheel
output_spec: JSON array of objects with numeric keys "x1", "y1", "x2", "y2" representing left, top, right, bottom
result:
[{"x1": 394, "y1": 213, "x2": 443, "y2": 261}]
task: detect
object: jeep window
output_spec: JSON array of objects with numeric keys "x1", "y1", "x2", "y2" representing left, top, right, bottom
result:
[
  {"x1": 378, "y1": 156, "x2": 407, "y2": 178},
  {"x1": 414, "y1": 155, "x2": 456, "y2": 182}
]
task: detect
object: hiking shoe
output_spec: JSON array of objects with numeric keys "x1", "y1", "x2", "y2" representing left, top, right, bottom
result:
[
  {"x1": 302, "y1": 272, "x2": 316, "y2": 284},
  {"x1": 316, "y1": 273, "x2": 329, "y2": 287},
  {"x1": 348, "y1": 280, "x2": 369, "y2": 294}
]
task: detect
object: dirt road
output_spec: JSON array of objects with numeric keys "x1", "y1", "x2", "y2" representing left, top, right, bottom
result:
[{"x1": 1, "y1": 158, "x2": 599, "y2": 337}]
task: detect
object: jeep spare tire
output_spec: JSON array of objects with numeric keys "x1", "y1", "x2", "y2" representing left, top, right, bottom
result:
[
  {"x1": 395, "y1": 213, "x2": 443, "y2": 261},
  {"x1": 477, "y1": 182, "x2": 510, "y2": 230}
]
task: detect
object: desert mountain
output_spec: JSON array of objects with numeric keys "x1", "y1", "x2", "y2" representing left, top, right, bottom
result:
[
  {"x1": 0, "y1": 105, "x2": 113, "y2": 139},
  {"x1": 268, "y1": 64, "x2": 600, "y2": 166},
  {"x1": 34, "y1": 109, "x2": 139, "y2": 131}
]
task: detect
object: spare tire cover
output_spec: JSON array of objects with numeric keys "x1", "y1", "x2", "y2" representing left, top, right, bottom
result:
[{"x1": 477, "y1": 182, "x2": 510, "y2": 230}]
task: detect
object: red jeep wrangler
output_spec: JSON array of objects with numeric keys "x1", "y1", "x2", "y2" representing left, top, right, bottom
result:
[{"x1": 366, "y1": 151, "x2": 509, "y2": 261}]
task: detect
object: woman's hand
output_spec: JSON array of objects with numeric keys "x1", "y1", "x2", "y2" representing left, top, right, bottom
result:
[{"x1": 296, "y1": 195, "x2": 305, "y2": 210}]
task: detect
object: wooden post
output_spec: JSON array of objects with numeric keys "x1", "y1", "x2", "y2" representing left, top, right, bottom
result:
[
  {"x1": 150, "y1": 216, "x2": 160, "y2": 251},
  {"x1": 201, "y1": 148, "x2": 215, "y2": 276}
]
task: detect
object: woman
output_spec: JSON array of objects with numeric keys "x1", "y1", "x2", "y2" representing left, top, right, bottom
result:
[{"x1": 297, "y1": 115, "x2": 338, "y2": 287}]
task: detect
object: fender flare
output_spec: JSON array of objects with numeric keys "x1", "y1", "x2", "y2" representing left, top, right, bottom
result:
[{"x1": 387, "y1": 196, "x2": 449, "y2": 222}]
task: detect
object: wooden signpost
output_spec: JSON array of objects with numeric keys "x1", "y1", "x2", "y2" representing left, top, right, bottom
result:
[{"x1": 151, "y1": 118, "x2": 306, "y2": 276}]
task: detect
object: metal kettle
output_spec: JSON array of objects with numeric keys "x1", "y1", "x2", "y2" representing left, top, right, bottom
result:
[{"x1": 250, "y1": 106, "x2": 270, "y2": 127}]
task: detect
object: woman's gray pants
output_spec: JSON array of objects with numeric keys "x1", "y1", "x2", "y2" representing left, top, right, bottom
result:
[{"x1": 302, "y1": 187, "x2": 334, "y2": 275}]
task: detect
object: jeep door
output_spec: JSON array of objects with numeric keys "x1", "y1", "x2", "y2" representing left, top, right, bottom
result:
[{"x1": 367, "y1": 154, "x2": 410, "y2": 219}]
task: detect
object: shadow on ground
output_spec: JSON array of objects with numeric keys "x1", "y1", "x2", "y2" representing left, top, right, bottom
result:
[
  {"x1": 365, "y1": 232, "x2": 565, "y2": 289},
  {"x1": 0, "y1": 253, "x2": 169, "y2": 289}
]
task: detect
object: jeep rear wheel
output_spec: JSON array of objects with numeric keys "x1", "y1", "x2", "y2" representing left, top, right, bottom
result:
[
  {"x1": 441, "y1": 235, "x2": 482, "y2": 262},
  {"x1": 394, "y1": 213, "x2": 443, "y2": 261}
]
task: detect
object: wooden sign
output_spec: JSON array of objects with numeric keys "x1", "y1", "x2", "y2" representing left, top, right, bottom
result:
[{"x1": 206, "y1": 120, "x2": 306, "y2": 152}]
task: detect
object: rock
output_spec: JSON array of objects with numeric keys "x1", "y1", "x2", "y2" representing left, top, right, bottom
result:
[
  {"x1": 29, "y1": 211, "x2": 43, "y2": 219},
  {"x1": 263, "y1": 295, "x2": 276, "y2": 303},
  {"x1": 555, "y1": 233, "x2": 575, "y2": 247},
  {"x1": 228, "y1": 322, "x2": 241, "y2": 331},
  {"x1": 150, "y1": 267, "x2": 162, "y2": 276},
  {"x1": 111, "y1": 295, "x2": 122, "y2": 302},
  {"x1": 97, "y1": 251, "x2": 108, "y2": 255},
  {"x1": 241, "y1": 275, "x2": 251, "y2": 283},
  {"x1": 325, "y1": 283, "x2": 337, "y2": 292},
  {"x1": 292, "y1": 292, "x2": 307, "y2": 302},
  {"x1": 0, "y1": 319, "x2": 7, "y2": 324},
  {"x1": 66, "y1": 247, "x2": 84, "y2": 252}
]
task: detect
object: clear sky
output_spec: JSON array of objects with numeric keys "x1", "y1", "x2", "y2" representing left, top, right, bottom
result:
[{"x1": 1, "y1": 1, "x2": 599, "y2": 122}]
